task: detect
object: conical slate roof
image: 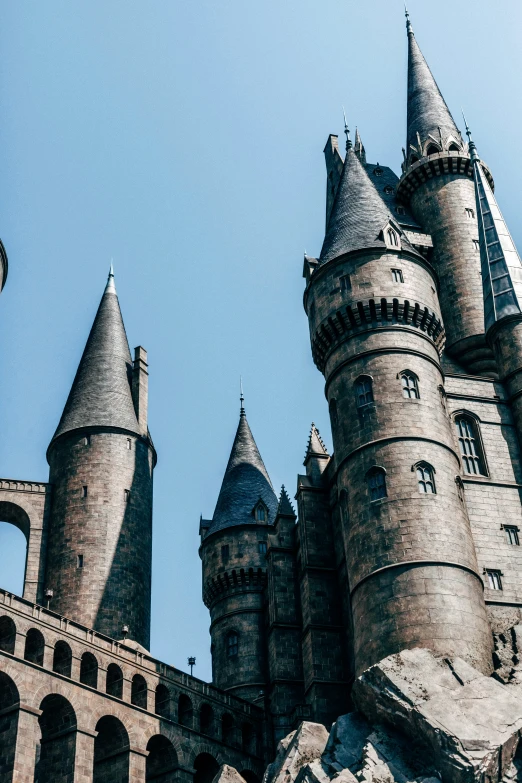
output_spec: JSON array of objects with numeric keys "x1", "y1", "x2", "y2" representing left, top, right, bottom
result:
[
  {"x1": 406, "y1": 20, "x2": 460, "y2": 154},
  {"x1": 209, "y1": 408, "x2": 278, "y2": 535},
  {"x1": 50, "y1": 270, "x2": 140, "y2": 445},
  {"x1": 320, "y1": 147, "x2": 412, "y2": 264},
  {"x1": 469, "y1": 136, "x2": 522, "y2": 332}
]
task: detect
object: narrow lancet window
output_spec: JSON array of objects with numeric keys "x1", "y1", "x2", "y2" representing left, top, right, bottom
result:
[
  {"x1": 400, "y1": 371, "x2": 419, "y2": 399},
  {"x1": 367, "y1": 467, "x2": 387, "y2": 501},
  {"x1": 455, "y1": 415, "x2": 487, "y2": 476},
  {"x1": 356, "y1": 376, "x2": 374, "y2": 408},
  {"x1": 416, "y1": 462, "x2": 436, "y2": 494}
]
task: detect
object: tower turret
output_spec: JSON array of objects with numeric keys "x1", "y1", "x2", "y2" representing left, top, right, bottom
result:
[
  {"x1": 200, "y1": 400, "x2": 277, "y2": 702},
  {"x1": 305, "y1": 133, "x2": 492, "y2": 675},
  {"x1": 396, "y1": 13, "x2": 496, "y2": 374},
  {"x1": 45, "y1": 268, "x2": 155, "y2": 648},
  {"x1": 468, "y1": 123, "x2": 522, "y2": 448}
]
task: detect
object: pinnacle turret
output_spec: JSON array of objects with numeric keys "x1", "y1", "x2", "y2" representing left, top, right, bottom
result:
[
  {"x1": 466, "y1": 122, "x2": 522, "y2": 333},
  {"x1": 406, "y1": 16, "x2": 461, "y2": 158},
  {"x1": 208, "y1": 408, "x2": 278, "y2": 535},
  {"x1": 49, "y1": 268, "x2": 141, "y2": 448},
  {"x1": 354, "y1": 127, "x2": 366, "y2": 164},
  {"x1": 305, "y1": 423, "x2": 329, "y2": 462},
  {"x1": 277, "y1": 485, "x2": 295, "y2": 517}
]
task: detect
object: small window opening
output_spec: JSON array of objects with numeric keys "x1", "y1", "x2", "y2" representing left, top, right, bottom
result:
[
  {"x1": 486, "y1": 569, "x2": 502, "y2": 590},
  {"x1": 392, "y1": 268, "x2": 404, "y2": 283},
  {"x1": 473, "y1": 239, "x2": 480, "y2": 252},
  {"x1": 426, "y1": 144, "x2": 440, "y2": 156},
  {"x1": 255, "y1": 504, "x2": 266, "y2": 522},
  {"x1": 373, "y1": 167, "x2": 383, "y2": 176},
  {"x1": 504, "y1": 526, "x2": 520, "y2": 546},
  {"x1": 448, "y1": 143, "x2": 460, "y2": 152},
  {"x1": 227, "y1": 632, "x2": 239, "y2": 658},
  {"x1": 396, "y1": 206, "x2": 406, "y2": 216},
  {"x1": 367, "y1": 468, "x2": 387, "y2": 501},
  {"x1": 77, "y1": 554, "x2": 84, "y2": 568},
  {"x1": 124, "y1": 489, "x2": 130, "y2": 502},
  {"x1": 82, "y1": 486, "x2": 88, "y2": 498},
  {"x1": 384, "y1": 185, "x2": 394, "y2": 195},
  {"x1": 416, "y1": 463, "x2": 436, "y2": 494},
  {"x1": 221, "y1": 544, "x2": 229, "y2": 562},
  {"x1": 356, "y1": 376, "x2": 374, "y2": 408},
  {"x1": 465, "y1": 208, "x2": 475, "y2": 219},
  {"x1": 339, "y1": 274, "x2": 351, "y2": 292},
  {"x1": 400, "y1": 371, "x2": 419, "y2": 399},
  {"x1": 83, "y1": 436, "x2": 90, "y2": 446},
  {"x1": 387, "y1": 228, "x2": 399, "y2": 247},
  {"x1": 127, "y1": 438, "x2": 132, "y2": 450},
  {"x1": 258, "y1": 542, "x2": 267, "y2": 556}
]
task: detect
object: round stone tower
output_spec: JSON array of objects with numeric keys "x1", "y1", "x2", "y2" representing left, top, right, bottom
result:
[
  {"x1": 395, "y1": 14, "x2": 496, "y2": 375},
  {"x1": 45, "y1": 269, "x2": 155, "y2": 649},
  {"x1": 200, "y1": 401, "x2": 278, "y2": 702},
  {"x1": 305, "y1": 137, "x2": 492, "y2": 676}
]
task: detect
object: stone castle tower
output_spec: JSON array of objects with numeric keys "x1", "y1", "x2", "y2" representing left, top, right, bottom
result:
[{"x1": 3, "y1": 11, "x2": 522, "y2": 782}]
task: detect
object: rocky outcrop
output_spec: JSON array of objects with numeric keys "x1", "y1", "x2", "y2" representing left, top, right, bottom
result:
[
  {"x1": 212, "y1": 766, "x2": 249, "y2": 783},
  {"x1": 261, "y1": 647, "x2": 522, "y2": 783},
  {"x1": 493, "y1": 625, "x2": 522, "y2": 685}
]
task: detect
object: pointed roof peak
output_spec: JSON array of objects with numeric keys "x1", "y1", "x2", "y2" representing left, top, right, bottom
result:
[
  {"x1": 49, "y1": 273, "x2": 140, "y2": 450},
  {"x1": 278, "y1": 485, "x2": 296, "y2": 517},
  {"x1": 305, "y1": 423, "x2": 329, "y2": 463},
  {"x1": 406, "y1": 24, "x2": 460, "y2": 155},
  {"x1": 354, "y1": 127, "x2": 366, "y2": 164},
  {"x1": 105, "y1": 261, "x2": 116, "y2": 294},
  {"x1": 470, "y1": 128, "x2": 522, "y2": 333},
  {"x1": 405, "y1": 3, "x2": 413, "y2": 35},
  {"x1": 320, "y1": 147, "x2": 415, "y2": 264},
  {"x1": 208, "y1": 408, "x2": 278, "y2": 535}
]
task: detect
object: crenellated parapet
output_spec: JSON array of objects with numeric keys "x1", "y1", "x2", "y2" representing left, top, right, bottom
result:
[
  {"x1": 203, "y1": 564, "x2": 267, "y2": 608},
  {"x1": 397, "y1": 151, "x2": 494, "y2": 202}
]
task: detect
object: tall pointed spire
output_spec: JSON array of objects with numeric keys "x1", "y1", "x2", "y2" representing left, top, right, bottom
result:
[
  {"x1": 406, "y1": 15, "x2": 460, "y2": 156},
  {"x1": 50, "y1": 270, "x2": 140, "y2": 446},
  {"x1": 466, "y1": 120, "x2": 522, "y2": 333},
  {"x1": 208, "y1": 407, "x2": 278, "y2": 534},
  {"x1": 354, "y1": 127, "x2": 366, "y2": 164},
  {"x1": 277, "y1": 485, "x2": 295, "y2": 517},
  {"x1": 320, "y1": 147, "x2": 415, "y2": 264}
]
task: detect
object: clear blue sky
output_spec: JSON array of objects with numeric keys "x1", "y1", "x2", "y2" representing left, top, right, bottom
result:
[{"x1": 1, "y1": 1, "x2": 521, "y2": 683}]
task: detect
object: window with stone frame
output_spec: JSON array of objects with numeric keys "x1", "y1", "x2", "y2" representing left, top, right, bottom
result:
[
  {"x1": 486, "y1": 569, "x2": 502, "y2": 590},
  {"x1": 415, "y1": 462, "x2": 436, "y2": 494},
  {"x1": 400, "y1": 370, "x2": 420, "y2": 399},
  {"x1": 367, "y1": 467, "x2": 387, "y2": 501},
  {"x1": 387, "y1": 228, "x2": 399, "y2": 247},
  {"x1": 255, "y1": 503, "x2": 266, "y2": 522},
  {"x1": 465, "y1": 207, "x2": 475, "y2": 219},
  {"x1": 504, "y1": 526, "x2": 520, "y2": 546},
  {"x1": 473, "y1": 239, "x2": 480, "y2": 252},
  {"x1": 339, "y1": 274, "x2": 351, "y2": 293},
  {"x1": 455, "y1": 415, "x2": 487, "y2": 476},
  {"x1": 258, "y1": 541, "x2": 267, "y2": 556},
  {"x1": 391, "y1": 268, "x2": 404, "y2": 283},
  {"x1": 226, "y1": 631, "x2": 239, "y2": 658},
  {"x1": 356, "y1": 375, "x2": 374, "y2": 408}
]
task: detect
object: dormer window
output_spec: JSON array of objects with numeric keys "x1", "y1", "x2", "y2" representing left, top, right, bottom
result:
[
  {"x1": 383, "y1": 185, "x2": 394, "y2": 195},
  {"x1": 254, "y1": 502, "x2": 267, "y2": 523},
  {"x1": 373, "y1": 167, "x2": 383, "y2": 176},
  {"x1": 426, "y1": 144, "x2": 440, "y2": 156}
]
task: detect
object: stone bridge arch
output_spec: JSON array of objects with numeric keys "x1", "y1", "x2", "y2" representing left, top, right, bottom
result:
[{"x1": 0, "y1": 480, "x2": 51, "y2": 604}]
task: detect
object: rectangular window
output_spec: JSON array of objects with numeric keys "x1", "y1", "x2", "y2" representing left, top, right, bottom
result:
[
  {"x1": 82, "y1": 486, "x2": 88, "y2": 498},
  {"x1": 486, "y1": 569, "x2": 502, "y2": 590},
  {"x1": 83, "y1": 435, "x2": 90, "y2": 446},
  {"x1": 339, "y1": 274, "x2": 351, "y2": 293},
  {"x1": 127, "y1": 438, "x2": 132, "y2": 450},
  {"x1": 221, "y1": 544, "x2": 230, "y2": 562},
  {"x1": 465, "y1": 207, "x2": 475, "y2": 219},
  {"x1": 396, "y1": 206, "x2": 405, "y2": 216},
  {"x1": 391, "y1": 268, "x2": 404, "y2": 283},
  {"x1": 124, "y1": 489, "x2": 130, "y2": 502},
  {"x1": 473, "y1": 239, "x2": 480, "y2": 252},
  {"x1": 258, "y1": 542, "x2": 267, "y2": 555},
  {"x1": 77, "y1": 554, "x2": 84, "y2": 568},
  {"x1": 505, "y1": 526, "x2": 520, "y2": 546}
]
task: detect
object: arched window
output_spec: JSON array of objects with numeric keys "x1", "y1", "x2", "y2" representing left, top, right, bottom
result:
[
  {"x1": 52, "y1": 640, "x2": 72, "y2": 677},
  {"x1": 227, "y1": 631, "x2": 239, "y2": 658},
  {"x1": 80, "y1": 652, "x2": 98, "y2": 688},
  {"x1": 0, "y1": 616, "x2": 16, "y2": 654},
  {"x1": 146, "y1": 735, "x2": 178, "y2": 781},
  {"x1": 178, "y1": 693, "x2": 193, "y2": 727},
  {"x1": 200, "y1": 703, "x2": 214, "y2": 735},
  {"x1": 356, "y1": 376, "x2": 374, "y2": 408},
  {"x1": 400, "y1": 371, "x2": 420, "y2": 399},
  {"x1": 415, "y1": 462, "x2": 436, "y2": 494},
  {"x1": 426, "y1": 144, "x2": 440, "y2": 156},
  {"x1": 367, "y1": 467, "x2": 387, "y2": 501},
  {"x1": 131, "y1": 674, "x2": 148, "y2": 709},
  {"x1": 448, "y1": 143, "x2": 460, "y2": 152},
  {"x1": 24, "y1": 628, "x2": 45, "y2": 666},
  {"x1": 255, "y1": 503, "x2": 266, "y2": 522},
  {"x1": 37, "y1": 694, "x2": 77, "y2": 782},
  {"x1": 387, "y1": 227, "x2": 399, "y2": 247},
  {"x1": 455, "y1": 415, "x2": 487, "y2": 475},
  {"x1": 93, "y1": 716, "x2": 129, "y2": 783},
  {"x1": 155, "y1": 683, "x2": 170, "y2": 719},
  {"x1": 106, "y1": 663, "x2": 123, "y2": 699}
]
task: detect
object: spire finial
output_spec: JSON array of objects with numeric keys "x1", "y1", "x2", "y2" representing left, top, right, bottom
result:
[
  {"x1": 105, "y1": 260, "x2": 116, "y2": 293},
  {"x1": 240, "y1": 376, "x2": 245, "y2": 416},
  {"x1": 405, "y1": 3, "x2": 413, "y2": 34},
  {"x1": 342, "y1": 107, "x2": 352, "y2": 151},
  {"x1": 462, "y1": 109, "x2": 479, "y2": 162}
]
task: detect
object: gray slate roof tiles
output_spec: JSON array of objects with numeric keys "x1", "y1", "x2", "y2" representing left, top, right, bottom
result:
[
  {"x1": 208, "y1": 410, "x2": 278, "y2": 535},
  {"x1": 51, "y1": 274, "x2": 141, "y2": 444}
]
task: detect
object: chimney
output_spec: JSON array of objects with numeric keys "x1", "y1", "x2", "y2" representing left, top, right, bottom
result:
[{"x1": 132, "y1": 346, "x2": 148, "y2": 435}]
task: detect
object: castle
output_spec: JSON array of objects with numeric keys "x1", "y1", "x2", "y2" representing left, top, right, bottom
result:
[{"x1": 2, "y1": 11, "x2": 522, "y2": 782}]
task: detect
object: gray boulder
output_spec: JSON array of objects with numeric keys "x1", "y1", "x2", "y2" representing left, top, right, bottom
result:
[{"x1": 264, "y1": 722, "x2": 330, "y2": 783}]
